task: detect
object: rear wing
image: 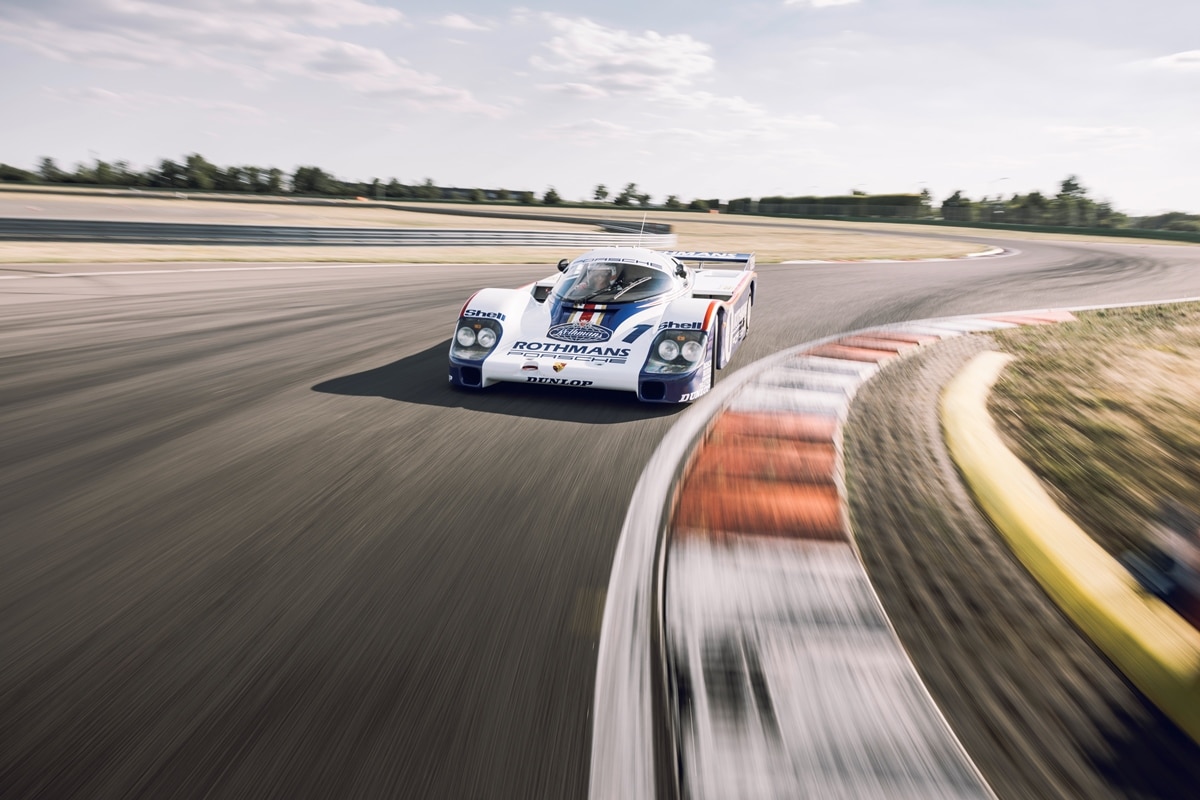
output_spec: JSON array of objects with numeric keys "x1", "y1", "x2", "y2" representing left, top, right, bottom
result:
[{"x1": 661, "y1": 250, "x2": 755, "y2": 271}]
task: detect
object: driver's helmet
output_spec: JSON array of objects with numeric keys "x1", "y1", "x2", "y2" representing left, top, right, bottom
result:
[{"x1": 582, "y1": 262, "x2": 619, "y2": 291}]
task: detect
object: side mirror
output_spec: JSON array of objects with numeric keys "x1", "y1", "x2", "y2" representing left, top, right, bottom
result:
[
  {"x1": 557, "y1": 259, "x2": 570, "y2": 273},
  {"x1": 676, "y1": 263, "x2": 688, "y2": 278}
]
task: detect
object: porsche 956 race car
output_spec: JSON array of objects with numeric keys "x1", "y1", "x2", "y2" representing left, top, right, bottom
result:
[{"x1": 448, "y1": 247, "x2": 756, "y2": 403}]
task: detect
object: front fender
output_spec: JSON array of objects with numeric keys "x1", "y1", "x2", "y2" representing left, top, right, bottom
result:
[
  {"x1": 458, "y1": 287, "x2": 530, "y2": 323},
  {"x1": 636, "y1": 297, "x2": 721, "y2": 402},
  {"x1": 450, "y1": 288, "x2": 538, "y2": 388},
  {"x1": 657, "y1": 297, "x2": 721, "y2": 334}
]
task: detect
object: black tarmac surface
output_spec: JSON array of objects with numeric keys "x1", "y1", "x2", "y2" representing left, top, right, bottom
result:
[{"x1": 2, "y1": 235, "x2": 1199, "y2": 798}]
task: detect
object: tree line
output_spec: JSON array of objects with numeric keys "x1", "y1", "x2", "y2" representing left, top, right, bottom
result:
[
  {"x1": 1, "y1": 155, "x2": 1195, "y2": 232},
  {"x1": 937, "y1": 176, "x2": 1199, "y2": 232},
  {"x1": 0, "y1": 154, "x2": 542, "y2": 204},
  {"x1": 940, "y1": 176, "x2": 1126, "y2": 228},
  {"x1": 732, "y1": 178, "x2": 1197, "y2": 232},
  {"x1": 0, "y1": 153, "x2": 719, "y2": 211}
]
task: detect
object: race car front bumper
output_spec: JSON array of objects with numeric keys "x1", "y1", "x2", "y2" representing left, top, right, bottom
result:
[{"x1": 449, "y1": 334, "x2": 713, "y2": 403}]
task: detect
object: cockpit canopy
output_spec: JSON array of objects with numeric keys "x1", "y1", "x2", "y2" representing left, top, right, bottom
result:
[{"x1": 553, "y1": 256, "x2": 679, "y2": 305}]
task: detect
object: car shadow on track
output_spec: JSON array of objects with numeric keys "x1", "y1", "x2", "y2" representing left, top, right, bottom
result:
[{"x1": 312, "y1": 340, "x2": 686, "y2": 423}]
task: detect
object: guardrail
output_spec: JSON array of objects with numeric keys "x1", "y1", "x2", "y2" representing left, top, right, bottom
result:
[
  {"x1": 380, "y1": 204, "x2": 674, "y2": 236},
  {"x1": 0, "y1": 218, "x2": 677, "y2": 248}
]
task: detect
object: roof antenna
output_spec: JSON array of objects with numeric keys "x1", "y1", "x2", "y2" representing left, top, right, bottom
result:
[{"x1": 638, "y1": 211, "x2": 647, "y2": 248}]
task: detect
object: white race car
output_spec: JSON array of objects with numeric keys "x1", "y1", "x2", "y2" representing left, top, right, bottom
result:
[{"x1": 448, "y1": 247, "x2": 756, "y2": 403}]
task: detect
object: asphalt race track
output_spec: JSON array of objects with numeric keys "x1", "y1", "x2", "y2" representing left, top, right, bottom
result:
[{"x1": 2, "y1": 235, "x2": 1199, "y2": 798}]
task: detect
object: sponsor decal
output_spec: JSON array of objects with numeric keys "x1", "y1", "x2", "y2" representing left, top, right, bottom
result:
[
  {"x1": 577, "y1": 257, "x2": 645, "y2": 266},
  {"x1": 509, "y1": 341, "x2": 631, "y2": 364},
  {"x1": 547, "y1": 322, "x2": 613, "y2": 343},
  {"x1": 733, "y1": 303, "x2": 749, "y2": 338},
  {"x1": 526, "y1": 377, "x2": 593, "y2": 386},
  {"x1": 516, "y1": 352, "x2": 626, "y2": 365},
  {"x1": 658, "y1": 320, "x2": 705, "y2": 330},
  {"x1": 663, "y1": 251, "x2": 747, "y2": 260},
  {"x1": 512, "y1": 342, "x2": 631, "y2": 356},
  {"x1": 680, "y1": 388, "x2": 709, "y2": 402},
  {"x1": 623, "y1": 323, "x2": 653, "y2": 343},
  {"x1": 464, "y1": 308, "x2": 506, "y2": 320},
  {"x1": 553, "y1": 362, "x2": 567, "y2": 372}
]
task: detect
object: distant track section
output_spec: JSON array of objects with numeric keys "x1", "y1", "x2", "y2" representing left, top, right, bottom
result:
[{"x1": 0, "y1": 217, "x2": 677, "y2": 248}]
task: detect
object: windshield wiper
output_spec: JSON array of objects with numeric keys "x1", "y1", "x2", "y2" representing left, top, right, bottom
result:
[{"x1": 612, "y1": 276, "x2": 651, "y2": 300}]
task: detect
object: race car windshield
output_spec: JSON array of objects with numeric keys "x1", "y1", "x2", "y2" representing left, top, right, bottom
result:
[{"x1": 555, "y1": 261, "x2": 674, "y2": 304}]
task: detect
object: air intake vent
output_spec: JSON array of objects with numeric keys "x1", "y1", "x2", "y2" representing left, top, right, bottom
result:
[{"x1": 640, "y1": 381, "x2": 666, "y2": 401}]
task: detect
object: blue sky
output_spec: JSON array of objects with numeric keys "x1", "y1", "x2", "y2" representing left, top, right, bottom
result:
[{"x1": 2, "y1": 0, "x2": 1197, "y2": 213}]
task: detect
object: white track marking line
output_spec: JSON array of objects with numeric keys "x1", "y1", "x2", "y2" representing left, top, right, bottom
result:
[{"x1": 0, "y1": 263, "x2": 435, "y2": 280}]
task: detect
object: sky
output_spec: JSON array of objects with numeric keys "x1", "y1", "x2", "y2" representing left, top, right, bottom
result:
[{"x1": 1, "y1": 0, "x2": 1197, "y2": 214}]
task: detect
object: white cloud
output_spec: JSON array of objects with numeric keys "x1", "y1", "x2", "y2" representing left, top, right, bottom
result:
[
  {"x1": 130, "y1": 0, "x2": 404, "y2": 30},
  {"x1": 535, "y1": 119, "x2": 639, "y2": 143},
  {"x1": 783, "y1": 0, "x2": 861, "y2": 8},
  {"x1": 1048, "y1": 125, "x2": 1152, "y2": 151},
  {"x1": 528, "y1": 15, "x2": 837, "y2": 154},
  {"x1": 531, "y1": 15, "x2": 714, "y2": 99},
  {"x1": 538, "y1": 82, "x2": 611, "y2": 100},
  {"x1": 535, "y1": 113, "x2": 834, "y2": 147},
  {"x1": 0, "y1": 0, "x2": 499, "y2": 114},
  {"x1": 1147, "y1": 50, "x2": 1200, "y2": 71},
  {"x1": 434, "y1": 14, "x2": 489, "y2": 32},
  {"x1": 45, "y1": 86, "x2": 264, "y2": 116}
]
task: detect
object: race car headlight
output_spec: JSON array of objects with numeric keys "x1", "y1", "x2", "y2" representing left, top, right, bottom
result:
[
  {"x1": 451, "y1": 318, "x2": 503, "y2": 361},
  {"x1": 643, "y1": 329, "x2": 708, "y2": 374}
]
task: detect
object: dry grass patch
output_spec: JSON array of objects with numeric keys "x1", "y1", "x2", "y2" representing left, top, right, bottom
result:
[
  {"x1": 990, "y1": 302, "x2": 1200, "y2": 557},
  {"x1": 1, "y1": 191, "x2": 989, "y2": 264},
  {"x1": 0, "y1": 191, "x2": 588, "y2": 230}
]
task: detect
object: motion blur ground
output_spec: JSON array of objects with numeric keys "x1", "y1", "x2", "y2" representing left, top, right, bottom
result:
[
  {"x1": 5, "y1": 222, "x2": 1200, "y2": 797},
  {"x1": 597, "y1": 304, "x2": 1200, "y2": 799},
  {"x1": 663, "y1": 338, "x2": 996, "y2": 800},
  {"x1": 845, "y1": 335, "x2": 1200, "y2": 800}
]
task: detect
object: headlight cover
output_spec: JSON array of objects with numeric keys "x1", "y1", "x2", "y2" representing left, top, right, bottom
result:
[
  {"x1": 644, "y1": 328, "x2": 708, "y2": 374},
  {"x1": 451, "y1": 317, "x2": 503, "y2": 361}
]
